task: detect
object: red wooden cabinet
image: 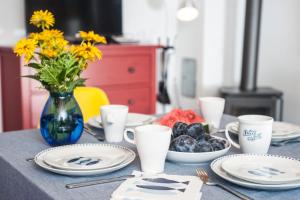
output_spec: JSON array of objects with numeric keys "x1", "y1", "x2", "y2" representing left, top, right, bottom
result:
[
  {"x1": 0, "y1": 47, "x2": 23, "y2": 131},
  {"x1": 0, "y1": 45, "x2": 158, "y2": 130},
  {"x1": 83, "y1": 45, "x2": 157, "y2": 114}
]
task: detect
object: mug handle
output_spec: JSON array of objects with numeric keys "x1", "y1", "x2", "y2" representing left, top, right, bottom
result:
[
  {"x1": 225, "y1": 123, "x2": 240, "y2": 149},
  {"x1": 123, "y1": 128, "x2": 135, "y2": 144}
]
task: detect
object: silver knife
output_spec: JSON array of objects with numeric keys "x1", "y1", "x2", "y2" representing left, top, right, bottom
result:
[
  {"x1": 84, "y1": 126, "x2": 105, "y2": 141},
  {"x1": 142, "y1": 178, "x2": 189, "y2": 185},
  {"x1": 136, "y1": 185, "x2": 185, "y2": 192},
  {"x1": 271, "y1": 138, "x2": 300, "y2": 147},
  {"x1": 66, "y1": 174, "x2": 135, "y2": 189}
]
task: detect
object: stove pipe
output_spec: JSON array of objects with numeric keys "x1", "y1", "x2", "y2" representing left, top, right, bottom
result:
[{"x1": 240, "y1": 0, "x2": 262, "y2": 91}]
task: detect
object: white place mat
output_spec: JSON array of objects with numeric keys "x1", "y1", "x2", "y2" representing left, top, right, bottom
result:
[{"x1": 111, "y1": 171, "x2": 203, "y2": 200}]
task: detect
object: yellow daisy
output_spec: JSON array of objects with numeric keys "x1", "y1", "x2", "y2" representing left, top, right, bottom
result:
[
  {"x1": 41, "y1": 48, "x2": 58, "y2": 58},
  {"x1": 41, "y1": 29, "x2": 63, "y2": 39},
  {"x1": 79, "y1": 31, "x2": 106, "y2": 44},
  {"x1": 14, "y1": 38, "x2": 37, "y2": 63},
  {"x1": 71, "y1": 42, "x2": 102, "y2": 61},
  {"x1": 41, "y1": 38, "x2": 68, "y2": 58},
  {"x1": 28, "y1": 32, "x2": 40, "y2": 41},
  {"x1": 29, "y1": 30, "x2": 63, "y2": 43},
  {"x1": 30, "y1": 10, "x2": 55, "y2": 29}
]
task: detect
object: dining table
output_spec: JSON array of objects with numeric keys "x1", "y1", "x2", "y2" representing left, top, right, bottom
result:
[{"x1": 0, "y1": 114, "x2": 299, "y2": 200}]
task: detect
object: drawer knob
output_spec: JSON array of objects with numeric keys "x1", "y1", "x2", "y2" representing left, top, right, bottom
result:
[
  {"x1": 127, "y1": 99, "x2": 135, "y2": 105},
  {"x1": 128, "y1": 66, "x2": 136, "y2": 74}
]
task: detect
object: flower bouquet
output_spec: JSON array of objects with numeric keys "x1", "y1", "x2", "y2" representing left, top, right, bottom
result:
[{"x1": 14, "y1": 10, "x2": 106, "y2": 146}]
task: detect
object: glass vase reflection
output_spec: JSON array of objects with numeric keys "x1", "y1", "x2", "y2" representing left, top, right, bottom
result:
[{"x1": 40, "y1": 92, "x2": 83, "y2": 146}]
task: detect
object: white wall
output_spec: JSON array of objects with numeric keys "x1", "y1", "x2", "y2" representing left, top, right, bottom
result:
[
  {"x1": 227, "y1": 0, "x2": 300, "y2": 124},
  {"x1": 200, "y1": 0, "x2": 226, "y2": 96},
  {"x1": 123, "y1": 0, "x2": 178, "y2": 44},
  {"x1": 258, "y1": 0, "x2": 300, "y2": 124},
  {"x1": 123, "y1": 0, "x2": 238, "y2": 112},
  {"x1": 0, "y1": 0, "x2": 25, "y2": 46},
  {"x1": 223, "y1": 0, "x2": 245, "y2": 87},
  {"x1": 172, "y1": 0, "x2": 204, "y2": 110}
]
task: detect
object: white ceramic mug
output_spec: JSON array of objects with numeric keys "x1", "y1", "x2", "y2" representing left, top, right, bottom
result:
[
  {"x1": 100, "y1": 105, "x2": 128, "y2": 143},
  {"x1": 225, "y1": 115, "x2": 273, "y2": 154},
  {"x1": 124, "y1": 125, "x2": 172, "y2": 174},
  {"x1": 198, "y1": 97, "x2": 225, "y2": 130}
]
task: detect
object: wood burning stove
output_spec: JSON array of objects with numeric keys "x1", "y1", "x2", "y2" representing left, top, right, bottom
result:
[
  {"x1": 220, "y1": 87, "x2": 283, "y2": 121},
  {"x1": 220, "y1": 0, "x2": 283, "y2": 120}
]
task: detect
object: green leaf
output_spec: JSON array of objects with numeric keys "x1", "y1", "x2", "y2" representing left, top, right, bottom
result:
[
  {"x1": 27, "y1": 63, "x2": 42, "y2": 69},
  {"x1": 39, "y1": 66, "x2": 60, "y2": 86},
  {"x1": 27, "y1": 51, "x2": 88, "y2": 93},
  {"x1": 22, "y1": 75, "x2": 40, "y2": 81},
  {"x1": 57, "y1": 69, "x2": 66, "y2": 83},
  {"x1": 65, "y1": 65, "x2": 80, "y2": 78},
  {"x1": 67, "y1": 78, "x2": 86, "y2": 92}
]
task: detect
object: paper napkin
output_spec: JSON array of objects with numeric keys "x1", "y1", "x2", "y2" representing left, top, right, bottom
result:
[{"x1": 111, "y1": 171, "x2": 203, "y2": 200}]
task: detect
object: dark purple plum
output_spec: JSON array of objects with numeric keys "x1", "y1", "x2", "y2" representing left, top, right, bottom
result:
[
  {"x1": 208, "y1": 138, "x2": 226, "y2": 151},
  {"x1": 186, "y1": 123, "x2": 205, "y2": 141},
  {"x1": 172, "y1": 122, "x2": 188, "y2": 139},
  {"x1": 169, "y1": 135, "x2": 197, "y2": 152},
  {"x1": 194, "y1": 140, "x2": 213, "y2": 152},
  {"x1": 169, "y1": 143, "x2": 176, "y2": 151},
  {"x1": 204, "y1": 133, "x2": 212, "y2": 141}
]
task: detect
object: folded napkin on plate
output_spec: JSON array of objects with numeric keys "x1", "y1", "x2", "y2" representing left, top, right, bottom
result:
[{"x1": 111, "y1": 171, "x2": 203, "y2": 200}]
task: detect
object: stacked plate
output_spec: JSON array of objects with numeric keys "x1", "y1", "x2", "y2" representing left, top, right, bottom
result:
[
  {"x1": 34, "y1": 143, "x2": 136, "y2": 176},
  {"x1": 227, "y1": 121, "x2": 300, "y2": 142},
  {"x1": 87, "y1": 113, "x2": 157, "y2": 129},
  {"x1": 211, "y1": 154, "x2": 300, "y2": 190}
]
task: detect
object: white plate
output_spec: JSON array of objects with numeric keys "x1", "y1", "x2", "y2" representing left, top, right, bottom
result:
[
  {"x1": 227, "y1": 121, "x2": 300, "y2": 142},
  {"x1": 166, "y1": 136, "x2": 231, "y2": 164},
  {"x1": 87, "y1": 117, "x2": 103, "y2": 129},
  {"x1": 96, "y1": 113, "x2": 156, "y2": 127},
  {"x1": 211, "y1": 154, "x2": 300, "y2": 190},
  {"x1": 43, "y1": 144, "x2": 128, "y2": 171},
  {"x1": 88, "y1": 113, "x2": 156, "y2": 129},
  {"x1": 221, "y1": 154, "x2": 300, "y2": 185},
  {"x1": 34, "y1": 144, "x2": 136, "y2": 176}
]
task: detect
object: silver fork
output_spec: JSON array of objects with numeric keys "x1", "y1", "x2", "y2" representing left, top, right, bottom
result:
[{"x1": 196, "y1": 168, "x2": 254, "y2": 200}]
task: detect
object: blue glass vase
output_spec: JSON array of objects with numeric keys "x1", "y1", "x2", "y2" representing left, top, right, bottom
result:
[{"x1": 40, "y1": 91, "x2": 83, "y2": 146}]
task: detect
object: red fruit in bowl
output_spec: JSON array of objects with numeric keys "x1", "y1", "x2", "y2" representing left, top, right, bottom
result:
[
  {"x1": 184, "y1": 110, "x2": 205, "y2": 123},
  {"x1": 170, "y1": 108, "x2": 183, "y2": 116},
  {"x1": 159, "y1": 115, "x2": 178, "y2": 128},
  {"x1": 158, "y1": 108, "x2": 205, "y2": 128}
]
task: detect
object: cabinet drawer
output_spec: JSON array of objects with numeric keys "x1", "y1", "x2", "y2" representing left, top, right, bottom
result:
[
  {"x1": 105, "y1": 88, "x2": 151, "y2": 114},
  {"x1": 84, "y1": 55, "x2": 151, "y2": 86}
]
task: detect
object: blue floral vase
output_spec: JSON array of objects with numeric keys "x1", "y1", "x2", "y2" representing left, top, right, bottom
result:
[{"x1": 40, "y1": 91, "x2": 83, "y2": 146}]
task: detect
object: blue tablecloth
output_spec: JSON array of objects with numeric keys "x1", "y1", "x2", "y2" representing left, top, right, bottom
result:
[{"x1": 0, "y1": 115, "x2": 299, "y2": 200}]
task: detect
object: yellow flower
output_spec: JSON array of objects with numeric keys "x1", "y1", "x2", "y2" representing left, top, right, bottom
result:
[
  {"x1": 34, "y1": 29, "x2": 63, "y2": 43},
  {"x1": 71, "y1": 42, "x2": 102, "y2": 62},
  {"x1": 28, "y1": 32, "x2": 40, "y2": 41},
  {"x1": 42, "y1": 29, "x2": 63, "y2": 39},
  {"x1": 14, "y1": 38, "x2": 37, "y2": 63},
  {"x1": 30, "y1": 10, "x2": 55, "y2": 29},
  {"x1": 41, "y1": 38, "x2": 68, "y2": 58},
  {"x1": 79, "y1": 31, "x2": 106, "y2": 44},
  {"x1": 69, "y1": 45, "x2": 81, "y2": 57},
  {"x1": 41, "y1": 49, "x2": 58, "y2": 58}
]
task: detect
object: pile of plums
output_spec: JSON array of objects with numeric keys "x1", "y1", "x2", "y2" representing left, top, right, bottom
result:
[{"x1": 169, "y1": 122, "x2": 226, "y2": 152}]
